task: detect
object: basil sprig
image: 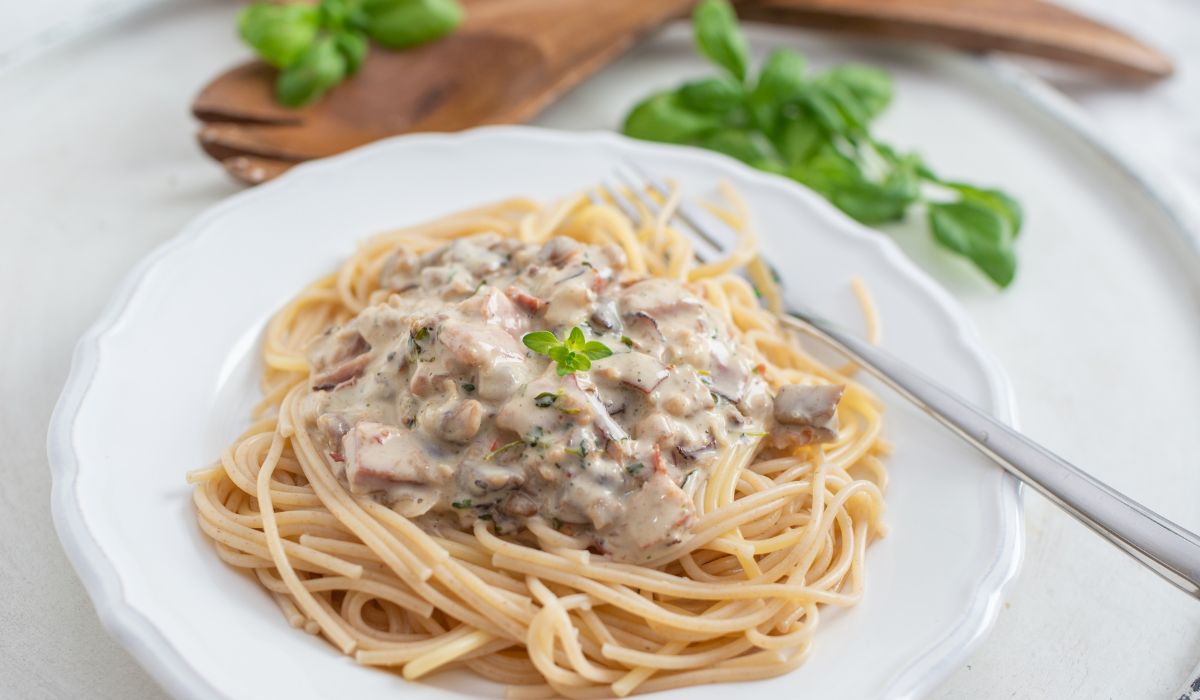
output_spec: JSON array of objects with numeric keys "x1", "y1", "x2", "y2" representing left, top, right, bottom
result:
[
  {"x1": 621, "y1": 0, "x2": 1024, "y2": 288},
  {"x1": 238, "y1": 0, "x2": 464, "y2": 108}
]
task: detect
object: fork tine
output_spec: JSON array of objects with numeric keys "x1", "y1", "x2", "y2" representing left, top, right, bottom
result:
[
  {"x1": 614, "y1": 169, "x2": 665, "y2": 219},
  {"x1": 600, "y1": 181, "x2": 641, "y2": 225},
  {"x1": 620, "y1": 163, "x2": 731, "y2": 253},
  {"x1": 607, "y1": 171, "x2": 713, "y2": 263}
]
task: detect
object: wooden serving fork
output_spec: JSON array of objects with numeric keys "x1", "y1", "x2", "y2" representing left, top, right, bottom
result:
[{"x1": 193, "y1": 0, "x2": 697, "y2": 184}]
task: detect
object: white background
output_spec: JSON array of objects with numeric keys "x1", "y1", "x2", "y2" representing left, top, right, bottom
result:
[{"x1": 1, "y1": 0, "x2": 1198, "y2": 698}]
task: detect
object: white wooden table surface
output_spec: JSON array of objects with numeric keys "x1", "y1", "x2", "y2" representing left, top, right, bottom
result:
[{"x1": 1, "y1": 1, "x2": 1198, "y2": 698}]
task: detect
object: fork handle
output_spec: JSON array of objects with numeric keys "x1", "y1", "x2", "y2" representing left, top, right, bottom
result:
[{"x1": 780, "y1": 314, "x2": 1200, "y2": 598}]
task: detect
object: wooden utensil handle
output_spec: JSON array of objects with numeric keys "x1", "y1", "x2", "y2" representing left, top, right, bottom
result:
[
  {"x1": 738, "y1": 0, "x2": 1172, "y2": 80},
  {"x1": 463, "y1": 0, "x2": 695, "y2": 71}
]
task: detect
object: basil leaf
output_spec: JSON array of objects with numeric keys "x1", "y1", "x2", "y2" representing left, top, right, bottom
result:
[
  {"x1": 334, "y1": 31, "x2": 369, "y2": 75},
  {"x1": 363, "y1": 0, "x2": 464, "y2": 49},
  {"x1": 623, "y1": 90, "x2": 722, "y2": 145},
  {"x1": 521, "y1": 330, "x2": 559, "y2": 354},
  {"x1": 692, "y1": 0, "x2": 748, "y2": 82},
  {"x1": 945, "y1": 182, "x2": 1024, "y2": 238},
  {"x1": 791, "y1": 143, "x2": 863, "y2": 195},
  {"x1": 319, "y1": 0, "x2": 353, "y2": 31},
  {"x1": 582, "y1": 341, "x2": 613, "y2": 361},
  {"x1": 238, "y1": 3, "x2": 320, "y2": 68},
  {"x1": 928, "y1": 200, "x2": 1018, "y2": 287},
  {"x1": 275, "y1": 37, "x2": 347, "y2": 107},
  {"x1": 694, "y1": 130, "x2": 783, "y2": 173},
  {"x1": 827, "y1": 178, "x2": 915, "y2": 225},
  {"x1": 678, "y1": 76, "x2": 745, "y2": 115},
  {"x1": 771, "y1": 114, "x2": 826, "y2": 165},
  {"x1": 749, "y1": 49, "x2": 807, "y2": 133},
  {"x1": 820, "y1": 64, "x2": 891, "y2": 121},
  {"x1": 792, "y1": 144, "x2": 912, "y2": 224},
  {"x1": 815, "y1": 78, "x2": 871, "y2": 134},
  {"x1": 797, "y1": 85, "x2": 848, "y2": 135}
]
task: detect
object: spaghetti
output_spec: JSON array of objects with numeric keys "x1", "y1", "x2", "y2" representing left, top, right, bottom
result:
[{"x1": 188, "y1": 186, "x2": 888, "y2": 697}]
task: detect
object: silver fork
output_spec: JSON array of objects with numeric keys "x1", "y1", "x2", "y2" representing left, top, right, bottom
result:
[{"x1": 597, "y1": 164, "x2": 1200, "y2": 600}]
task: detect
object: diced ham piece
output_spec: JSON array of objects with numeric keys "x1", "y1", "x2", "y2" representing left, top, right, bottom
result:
[
  {"x1": 437, "y1": 320, "x2": 523, "y2": 366},
  {"x1": 311, "y1": 353, "x2": 371, "y2": 391},
  {"x1": 341, "y1": 422, "x2": 452, "y2": 516},
  {"x1": 608, "y1": 468, "x2": 694, "y2": 560},
  {"x1": 504, "y1": 286, "x2": 544, "y2": 314},
  {"x1": 308, "y1": 329, "x2": 370, "y2": 372},
  {"x1": 461, "y1": 288, "x2": 526, "y2": 334}
]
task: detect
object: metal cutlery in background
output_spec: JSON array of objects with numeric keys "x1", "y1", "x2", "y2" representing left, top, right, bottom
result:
[{"x1": 600, "y1": 163, "x2": 1200, "y2": 600}]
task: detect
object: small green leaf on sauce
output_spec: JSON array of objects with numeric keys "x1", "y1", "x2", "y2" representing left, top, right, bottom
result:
[
  {"x1": 582, "y1": 341, "x2": 613, "y2": 361},
  {"x1": 533, "y1": 391, "x2": 559, "y2": 408},
  {"x1": 413, "y1": 326, "x2": 430, "y2": 341},
  {"x1": 522, "y1": 330, "x2": 558, "y2": 354},
  {"x1": 742, "y1": 431, "x2": 768, "y2": 438},
  {"x1": 626, "y1": 462, "x2": 644, "y2": 475},
  {"x1": 620, "y1": 335, "x2": 634, "y2": 348},
  {"x1": 522, "y1": 327, "x2": 613, "y2": 376},
  {"x1": 452, "y1": 499, "x2": 472, "y2": 509},
  {"x1": 462, "y1": 382, "x2": 476, "y2": 393}
]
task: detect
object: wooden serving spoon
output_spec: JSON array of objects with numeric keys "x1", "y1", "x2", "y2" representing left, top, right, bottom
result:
[
  {"x1": 739, "y1": 0, "x2": 1172, "y2": 82},
  {"x1": 195, "y1": 0, "x2": 1172, "y2": 185},
  {"x1": 195, "y1": 0, "x2": 697, "y2": 183}
]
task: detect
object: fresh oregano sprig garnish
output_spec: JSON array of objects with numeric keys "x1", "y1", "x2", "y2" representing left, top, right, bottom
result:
[
  {"x1": 621, "y1": 0, "x2": 1023, "y2": 288},
  {"x1": 238, "y1": 0, "x2": 464, "y2": 107},
  {"x1": 522, "y1": 327, "x2": 613, "y2": 376}
]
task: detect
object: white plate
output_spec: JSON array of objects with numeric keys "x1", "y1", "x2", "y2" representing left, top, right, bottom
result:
[{"x1": 48, "y1": 127, "x2": 1021, "y2": 700}]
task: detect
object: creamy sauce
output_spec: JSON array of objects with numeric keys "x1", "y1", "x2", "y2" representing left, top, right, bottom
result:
[{"x1": 300, "y1": 234, "x2": 841, "y2": 562}]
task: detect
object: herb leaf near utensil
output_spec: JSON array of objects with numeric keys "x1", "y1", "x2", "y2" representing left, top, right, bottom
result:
[
  {"x1": 334, "y1": 30, "x2": 369, "y2": 75},
  {"x1": 363, "y1": 0, "x2": 464, "y2": 49},
  {"x1": 238, "y1": 3, "x2": 321, "y2": 68},
  {"x1": 619, "y1": 0, "x2": 1024, "y2": 288},
  {"x1": 276, "y1": 36, "x2": 348, "y2": 107},
  {"x1": 236, "y1": 0, "x2": 464, "y2": 107}
]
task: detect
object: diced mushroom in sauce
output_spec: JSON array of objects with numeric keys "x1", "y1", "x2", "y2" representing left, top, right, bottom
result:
[
  {"x1": 770, "y1": 384, "x2": 845, "y2": 449},
  {"x1": 299, "y1": 234, "x2": 803, "y2": 562}
]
